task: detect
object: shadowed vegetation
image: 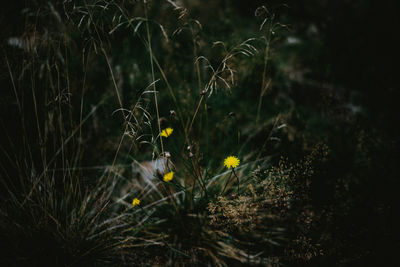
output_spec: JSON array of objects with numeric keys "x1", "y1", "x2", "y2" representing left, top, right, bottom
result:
[{"x1": 1, "y1": 0, "x2": 399, "y2": 266}]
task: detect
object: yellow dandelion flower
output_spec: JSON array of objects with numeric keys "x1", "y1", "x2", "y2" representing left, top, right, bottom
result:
[
  {"x1": 132, "y1": 198, "x2": 141, "y2": 207},
  {"x1": 163, "y1": 171, "x2": 174, "y2": 182},
  {"x1": 224, "y1": 156, "x2": 240, "y2": 169},
  {"x1": 160, "y1": 127, "x2": 173, "y2": 138}
]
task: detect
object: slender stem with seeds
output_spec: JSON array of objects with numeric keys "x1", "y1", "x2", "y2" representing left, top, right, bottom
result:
[
  {"x1": 101, "y1": 46, "x2": 126, "y2": 121},
  {"x1": 256, "y1": 20, "x2": 273, "y2": 126},
  {"x1": 192, "y1": 28, "x2": 202, "y2": 94},
  {"x1": 188, "y1": 95, "x2": 204, "y2": 136},
  {"x1": 144, "y1": 1, "x2": 164, "y2": 155}
]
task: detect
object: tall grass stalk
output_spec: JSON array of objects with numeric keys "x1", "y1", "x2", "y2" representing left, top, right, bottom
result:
[{"x1": 144, "y1": 1, "x2": 164, "y2": 156}]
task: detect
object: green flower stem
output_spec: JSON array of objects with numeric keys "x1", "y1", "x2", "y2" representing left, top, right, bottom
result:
[
  {"x1": 232, "y1": 168, "x2": 240, "y2": 195},
  {"x1": 221, "y1": 168, "x2": 240, "y2": 195},
  {"x1": 221, "y1": 170, "x2": 233, "y2": 195}
]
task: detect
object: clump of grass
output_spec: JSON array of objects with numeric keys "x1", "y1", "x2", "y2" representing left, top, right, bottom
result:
[
  {"x1": 0, "y1": 170, "x2": 136, "y2": 266},
  {"x1": 0, "y1": 1, "x2": 139, "y2": 265}
]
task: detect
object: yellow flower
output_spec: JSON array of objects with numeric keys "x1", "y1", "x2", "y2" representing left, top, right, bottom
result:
[
  {"x1": 160, "y1": 127, "x2": 173, "y2": 138},
  {"x1": 163, "y1": 171, "x2": 174, "y2": 182},
  {"x1": 224, "y1": 156, "x2": 240, "y2": 169},
  {"x1": 132, "y1": 198, "x2": 141, "y2": 207}
]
